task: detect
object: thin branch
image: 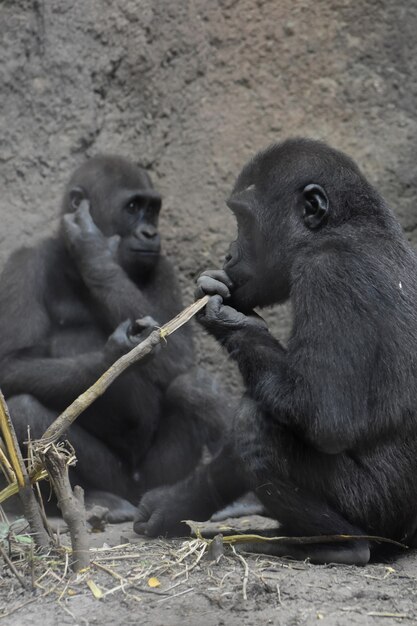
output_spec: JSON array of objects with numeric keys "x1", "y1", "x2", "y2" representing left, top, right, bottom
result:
[
  {"x1": 0, "y1": 391, "x2": 24, "y2": 487},
  {"x1": 33, "y1": 296, "x2": 209, "y2": 451},
  {"x1": 231, "y1": 545, "x2": 249, "y2": 600},
  {"x1": 0, "y1": 542, "x2": 27, "y2": 589},
  {"x1": 0, "y1": 443, "x2": 16, "y2": 483},
  {"x1": 221, "y1": 533, "x2": 408, "y2": 550},
  {"x1": 0, "y1": 297, "x2": 209, "y2": 555}
]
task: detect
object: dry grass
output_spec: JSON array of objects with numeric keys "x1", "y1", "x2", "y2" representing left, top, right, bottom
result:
[{"x1": 0, "y1": 508, "x2": 311, "y2": 621}]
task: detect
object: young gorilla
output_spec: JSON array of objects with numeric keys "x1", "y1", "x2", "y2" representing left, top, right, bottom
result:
[
  {"x1": 0, "y1": 156, "x2": 228, "y2": 521},
  {"x1": 134, "y1": 138, "x2": 417, "y2": 564}
]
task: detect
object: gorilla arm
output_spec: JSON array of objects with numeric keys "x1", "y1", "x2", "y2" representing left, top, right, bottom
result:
[
  {"x1": 0, "y1": 246, "x2": 146, "y2": 408},
  {"x1": 198, "y1": 262, "x2": 381, "y2": 455}
]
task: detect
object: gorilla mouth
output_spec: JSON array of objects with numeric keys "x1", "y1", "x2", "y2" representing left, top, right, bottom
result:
[{"x1": 129, "y1": 247, "x2": 160, "y2": 255}]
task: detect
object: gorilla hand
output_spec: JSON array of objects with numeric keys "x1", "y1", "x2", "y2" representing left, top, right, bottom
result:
[
  {"x1": 198, "y1": 295, "x2": 268, "y2": 341},
  {"x1": 63, "y1": 200, "x2": 120, "y2": 268},
  {"x1": 104, "y1": 316, "x2": 159, "y2": 362}
]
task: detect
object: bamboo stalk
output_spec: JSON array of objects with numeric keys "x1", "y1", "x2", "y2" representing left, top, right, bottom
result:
[{"x1": 0, "y1": 392, "x2": 50, "y2": 548}]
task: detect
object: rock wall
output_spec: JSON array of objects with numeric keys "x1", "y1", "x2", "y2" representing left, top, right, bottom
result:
[{"x1": 2, "y1": 0, "x2": 417, "y2": 387}]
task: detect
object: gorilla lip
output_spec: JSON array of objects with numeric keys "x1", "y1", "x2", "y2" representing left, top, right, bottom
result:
[{"x1": 129, "y1": 247, "x2": 160, "y2": 255}]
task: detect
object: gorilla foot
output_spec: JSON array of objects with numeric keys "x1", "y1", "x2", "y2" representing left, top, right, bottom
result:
[{"x1": 85, "y1": 491, "x2": 137, "y2": 523}]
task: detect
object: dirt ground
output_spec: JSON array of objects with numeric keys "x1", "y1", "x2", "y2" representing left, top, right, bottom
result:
[
  {"x1": 1, "y1": 514, "x2": 417, "y2": 626},
  {"x1": 2, "y1": 0, "x2": 417, "y2": 624}
]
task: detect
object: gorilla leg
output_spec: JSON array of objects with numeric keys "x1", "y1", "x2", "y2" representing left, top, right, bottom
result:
[
  {"x1": 134, "y1": 441, "x2": 248, "y2": 537},
  {"x1": 234, "y1": 397, "x2": 370, "y2": 565},
  {"x1": 8, "y1": 394, "x2": 138, "y2": 521},
  {"x1": 138, "y1": 368, "x2": 231, "y2": 491}
]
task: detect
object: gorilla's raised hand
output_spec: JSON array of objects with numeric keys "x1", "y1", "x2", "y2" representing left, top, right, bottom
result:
[{"x1": 63, "y1": 200, "x2": 120, "y2": 268}]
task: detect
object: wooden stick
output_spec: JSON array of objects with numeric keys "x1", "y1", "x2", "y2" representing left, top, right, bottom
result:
[
  {"x1": 160, "y1": 295, "x2": 209, "y2": 337},
  {"x1": 0, "y1": 297, "x2": 209, "y2": 553},
  {"x1": 33, "y1": 296, "x2": 209, "y2": 450}
]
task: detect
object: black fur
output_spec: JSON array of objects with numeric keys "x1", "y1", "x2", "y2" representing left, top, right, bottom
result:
[
  {"x1": 134, "y1": 139, "x2": 417, "y2": 564},
  {"x1": 0, "y1": 155, "x2": 227, "y2": 522}
]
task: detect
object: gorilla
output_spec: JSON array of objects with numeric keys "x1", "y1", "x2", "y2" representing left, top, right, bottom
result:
[
  {"x1": 134, "y1": 138, "x2": 417, "y2": 564},
  {"x1": 0, "y1": 155, "x2": 229, "y2": 521}
]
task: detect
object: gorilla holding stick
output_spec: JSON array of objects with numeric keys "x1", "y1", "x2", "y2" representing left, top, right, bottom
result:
[
  {"x1": 0, "y1": 155, "x2": 230, "y2": 522},
  {"x1": 134, "y1": 138, "x2": 417, "y2": 565}
]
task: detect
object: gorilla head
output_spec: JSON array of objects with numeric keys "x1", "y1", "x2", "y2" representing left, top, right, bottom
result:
[{"x1": 62, "y1": 155, "x2": 162, "y2": 275}]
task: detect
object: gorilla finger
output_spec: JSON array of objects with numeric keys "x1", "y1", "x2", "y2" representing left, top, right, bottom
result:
[
  {"x1": 247, "y1": 311, "x2": 268, "y2": 329},
  {"x1": 200, "y1": 269, "x2": 233, "y2": 287},
  {"x1": 118, "y1": 319, "x2": 133, "y2": 332},
  {"x1": 62, "y1": 214, "x2": 80, "y2": 239},
  {"x1": 76, "y1": 201, "x2": 97, "y2": 232},
  {"x1": 129, "y1": 319, "x2": 160, "y2": 352},
  {"x1": 198, "y1": 295, "x2": 224, "y2": 323},
  {"x1": 134, "y1": 510, "x2": 165, "y2": 537},
  {"x1": 144, "y1": 511, "x2": 166, "y2": 537},
  {"x1": 206, "y1": 294, "x2": 224, "y2": 312},
  {"x1": 108, "y1": 234, "x2": 121, "y2": 255},
  {"x1": 133, "y1": 521, "x2": 148, "y2": 535},
  {"x1": 63, "y1": 212, "x2": 76, "y2": 227},
  {"x1": 133, "y1": 505, "x2": 150, "y2": 525},
  {"x1": 196, "y1": 276, "x2": 231, "y2": 299},
  {"x1": 133, "y1": 316, "x2": 159, "y2": 332},
  {"x1": 112, "y1": 319, "x2": 132, "y2": 340}
]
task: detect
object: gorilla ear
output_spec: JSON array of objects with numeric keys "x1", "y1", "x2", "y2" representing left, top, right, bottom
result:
[
  {"x1": 69, "y1": 186, "x2": 87, "y2": 211},
  {"x1": 302, "y1": 184, "x2": 329, "y2": 229}
]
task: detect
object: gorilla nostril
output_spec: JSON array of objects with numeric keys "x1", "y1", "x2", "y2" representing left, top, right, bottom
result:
[{"x1": 140, "y1": 227, "x2": 157, "y2": 239}]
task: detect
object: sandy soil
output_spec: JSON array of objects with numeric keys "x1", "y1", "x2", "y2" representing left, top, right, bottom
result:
[{"x1": 1, "y1": 515, "x2": 417, "y2": 626}]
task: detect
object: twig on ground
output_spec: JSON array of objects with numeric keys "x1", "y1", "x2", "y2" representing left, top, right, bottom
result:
[
  {"x1": 231, "y1": 544, "x2": 249, "y2": 601},
  {"x1": 156, "y1": 587, "x2": 195, "y2": 603},
  {"x1": 0, "y1": 541, "x2": 27, "y2": 589},
  {"x1": 216, "y1": 531, "x2": 408, "y2": 550}
]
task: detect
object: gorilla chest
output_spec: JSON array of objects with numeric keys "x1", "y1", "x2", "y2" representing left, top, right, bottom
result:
[{"x1": 47, "y1": 287, "x2": 105, "y2": 357}]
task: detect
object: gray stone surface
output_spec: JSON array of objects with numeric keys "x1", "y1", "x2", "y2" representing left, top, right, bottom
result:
[{"x1": 1, "y1": 0, "x2": 417, "y2": 388}]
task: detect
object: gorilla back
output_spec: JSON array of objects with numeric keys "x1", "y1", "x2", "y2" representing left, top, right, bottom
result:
[{"x1": 0, "y1": 155, "x2": 226, "y2": 522}]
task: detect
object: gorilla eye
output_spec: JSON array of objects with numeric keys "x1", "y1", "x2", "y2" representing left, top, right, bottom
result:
[{"x1": 125, "y1": 198, "x2": 146, "y2": 214}]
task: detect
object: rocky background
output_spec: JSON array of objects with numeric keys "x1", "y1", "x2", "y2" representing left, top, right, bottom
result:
[{"x1": 2, "y1": 0, "x2": 417, "y2": 388}]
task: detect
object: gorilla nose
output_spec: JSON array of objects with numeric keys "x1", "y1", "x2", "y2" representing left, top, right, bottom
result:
[
  {"x1": 139, "y1": 225, "x2": 158, "y2": 239},
  {"x1": 132, "y1": 225, "x2": 160, "y2": 253}
]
